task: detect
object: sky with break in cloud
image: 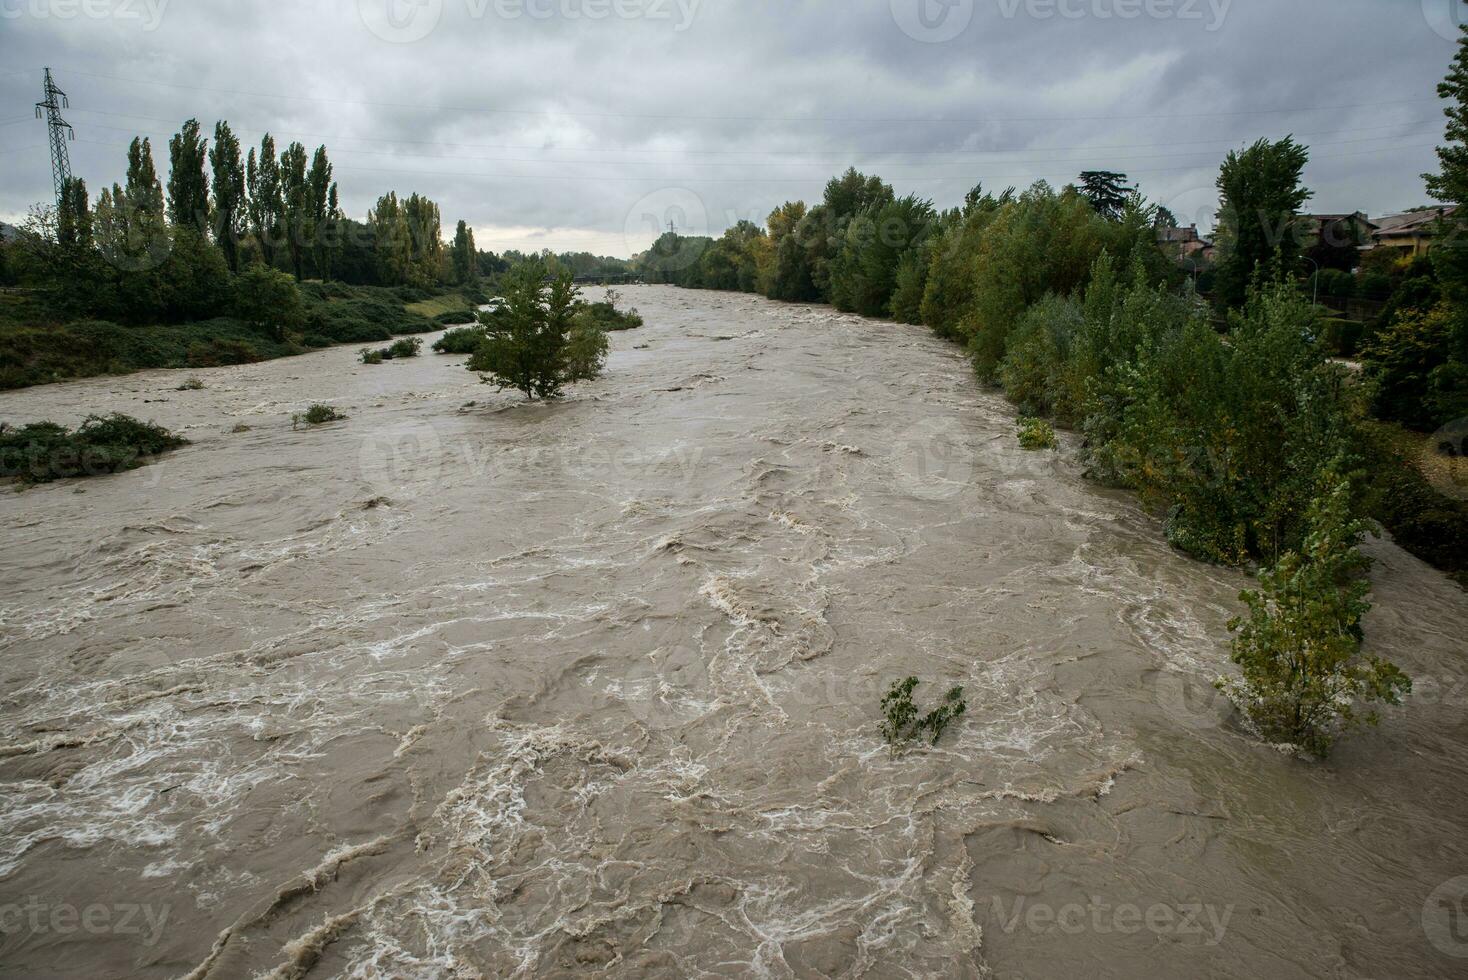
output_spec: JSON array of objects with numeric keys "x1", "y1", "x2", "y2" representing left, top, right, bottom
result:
[{"x1": 0, "y1": 0, "x2": 1461, "y2": 257}]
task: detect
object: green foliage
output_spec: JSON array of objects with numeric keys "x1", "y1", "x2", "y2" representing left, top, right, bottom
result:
[
  {"x1": 578, "y1": 289, "x2": 644, "y2": 331},
  {"x1": 960, "y1": 182, "x2": 1110, "y2": 380},
  {"x1": 1318, "y1": 317, "x2": 1364, "y2": 358},
  {"x1": 361, "y1": 336, "x2": 423, "y2": 363},
  {"x1": 167, "y1": 118, "x2": 210, "y2": 232},
  {"x1": 467, "y1": 263, "x2": 603, "y2": 399},
  {"x1": 433, "y1": 325, "x2": 488, "y2": 354},
  {"x1": 433, "y1": 309, "x2": 480, "y2": 325},
  {"x1": 1359, "y1": 421, "x2": 1468, "y2": 586},
  {"x1": 827, "y1": 194, "x2": 936, "y2": 317},
  {"x1": 293, "y1": 403, "x2": 346, "y2": 428},
  {"x1": 879, "y1": 678, "x2": 967, "y2": 748},
  {"x1": 233, "y1": 265, "x2": 304, "y2": 340},
  {"x1": 1361, "y1": 302, "x2": 1468, "y2": 431},
  {"x1": 1078, "y1": 170, "x2": 1133, "y2": 221},
  {"x1": 1220, "y1": 474, "x2": 1410, "y2": 757},
  {"x1": 1017, "y1": 416, "x2": 1057, "y2": 450},
  {"x1": 1212, "y1": 137, "x2": 1312, "y2": 308},
  {"x1": 0, "y1": 414, "x2": 186, "y2": 482}
]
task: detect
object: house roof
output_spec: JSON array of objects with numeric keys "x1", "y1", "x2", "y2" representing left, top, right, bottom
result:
[
  {"x1": 1302, "y1": 212, "x2": 1378, "y2": 229},
  {"x1": 1372, "y1": 206, "x2": 1457, "y2": 237}
]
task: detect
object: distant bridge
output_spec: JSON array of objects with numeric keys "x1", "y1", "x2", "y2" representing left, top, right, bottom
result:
[{"x1": 570, "y1": 273, "x2": 645, "y2": 286}]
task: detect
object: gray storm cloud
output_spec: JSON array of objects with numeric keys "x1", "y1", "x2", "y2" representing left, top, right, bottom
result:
[{"x1": 0, "y1": 0, "x2": 1455, "y2": 254}]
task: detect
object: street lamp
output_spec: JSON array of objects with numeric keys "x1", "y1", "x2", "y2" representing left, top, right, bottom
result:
[{"x1": 1301, "y1": 255, "x2": 1320, "y2": 305}]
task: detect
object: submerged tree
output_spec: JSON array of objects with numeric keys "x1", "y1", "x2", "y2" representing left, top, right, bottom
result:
[
  {"x1": 468, "y1": 262, "x2": 606, "y2": 399},
  {"x1": 1220, "y1": 474, "x2": 1410, "y2": 757}
]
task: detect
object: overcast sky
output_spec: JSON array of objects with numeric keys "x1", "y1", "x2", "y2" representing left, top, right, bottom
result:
[{"x1": 0, "y1": 0, "x2": 1460, "y2": 256}]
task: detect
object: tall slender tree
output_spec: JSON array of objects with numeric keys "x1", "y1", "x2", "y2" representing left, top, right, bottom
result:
[
  {"x1": 167, "y1": 119, "x2": 210, "y2": 232},
  {"x1": 246, "y1": 134, "x2": 282, "y2": 268},
  {"x1": 451, "y1": 219, "x2": 477, "y2": 284},
  {"x1": 56, "y1": 177, "x2": 91, "y2": 248},
  {"x1": 1426, "y1": 10, "x2": 1468, "y2": 313},
  {"x1": 306, "y1": 145, "x2": 333, "y2": 279},
  {"x1": 209, "y1": 121, "x2": 246, "y2": 271},
  {"x1": 278, "y1": 141, "x2": 309, "y2": 280}
]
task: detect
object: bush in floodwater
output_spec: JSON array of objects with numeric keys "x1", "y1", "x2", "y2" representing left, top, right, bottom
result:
[
  {"x1": 0, "y1": 413, "x2": 187, "y2": 482},
  {"x1": 577, "y1": 289, "x2": 644, "y2": 331},
  {"x1": 432, "y1": 326, "x2": 487, "y2": 354},
  {"x1": 293, "y1": 403, "x2": 346, "y2": 429},
  {"x1": 1218, "y1": 474, "x2": 1410, "y2": 757},
  {"x1": 880, "y1": 677, "x2": 967, "y2": 748},
  {"x1": 1017, "y1": 416, "x2": 1057, "y2": 450},
  {"x1": 468, "y1": 263, "x2": 606, "y2": 399},
  {"x1": 360, "y1": 337, "x2": 423, "y2": 364}
]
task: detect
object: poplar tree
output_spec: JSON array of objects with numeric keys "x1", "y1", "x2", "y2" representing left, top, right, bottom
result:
[
  {"x1": 279, "y1": 141, "x2": 309, "y2": 280},
  {"x1": 166, "y1": 118, "x2": 210, "y2": 232},
  {"x1": 246, "y1": 134, "x2": 282, "y2": 267},
  {"x1": 209, "y1": 121, "x2": 246, "y2": 271}
]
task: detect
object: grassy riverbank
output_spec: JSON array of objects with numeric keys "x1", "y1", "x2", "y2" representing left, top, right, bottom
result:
[{"x1": 0, "y1": 282, "x2": 465, "y2": 390}]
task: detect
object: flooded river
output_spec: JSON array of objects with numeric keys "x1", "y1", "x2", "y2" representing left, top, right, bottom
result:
[{"x1": 2, "y1": 286, "x2": 1467, "y2": 978}]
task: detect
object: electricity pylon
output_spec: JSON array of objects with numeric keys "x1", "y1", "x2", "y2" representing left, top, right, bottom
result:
[{"x1": 34, "y1": 67, "x2": 75, "y2": 209}]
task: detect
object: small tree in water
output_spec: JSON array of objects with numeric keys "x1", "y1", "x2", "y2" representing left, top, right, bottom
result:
[
  {"x1": 1219, "y1": 473, "x2": 1410, "y2": 757},
  {"x1": 468, "y1": 262, "x2": 607, "y2": 399}
]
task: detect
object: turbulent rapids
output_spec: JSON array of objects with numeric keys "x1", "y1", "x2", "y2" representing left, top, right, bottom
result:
[{"x1": 2, "y1": 286, "x2": 1467, "y2": 978}]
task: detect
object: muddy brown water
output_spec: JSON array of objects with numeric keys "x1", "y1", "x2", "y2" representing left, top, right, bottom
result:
[{"x1": 1, "y1": 286, "x2": 1467, "y2": 979}]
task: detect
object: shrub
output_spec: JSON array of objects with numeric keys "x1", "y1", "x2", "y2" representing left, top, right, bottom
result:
[
  {"x1": 0, "y1": 413, "x2": 187, "y2": 482},
  {"x1": 1017, "y1": 416, "x2": 1057, "y2": 450},
  {"x1": 1362, "y1": 302, "x2": 1468, "y2": 431},
  {"x1": 359, "y1": 348, "x2": 384, "y2": 365},
  {"x1": 1318, "y1": 317, "x2": 1364, "y2": 358},
  {"x1": 233, "y1": 265, "x2": 305, "y2": 340},
  {"x1": 1219, "y1": 475, "x2": 1410, "y2": 757},
  {"x1": 293, "y1": 403, "x2": 346, "y2": 428},
  {"x1": 300, "y1": 334, "x2": 332, "y2": 349},
  {"x1": 187, "y1": 337, "x2": 260, "y2": 367},
  {"x1": 879, "y1": 678, "x2": 967, "y2": 748},
  {"x1": 387, "y1": 336, "x2": 423, "y2": 358},
  {"x1": 433, "y1": 309, "x2": 479, "y2": 325},
  {"x1": 432, "y1": 326, "x2": 487, "y2": 354},
  {"x1": 578, "y1": 291, "x2": 644, "y2": 332}
]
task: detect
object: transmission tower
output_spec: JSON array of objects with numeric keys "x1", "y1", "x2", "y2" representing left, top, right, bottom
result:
[{"x1": 34, "y1": 67, "x2": 75, "y2": 209}]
